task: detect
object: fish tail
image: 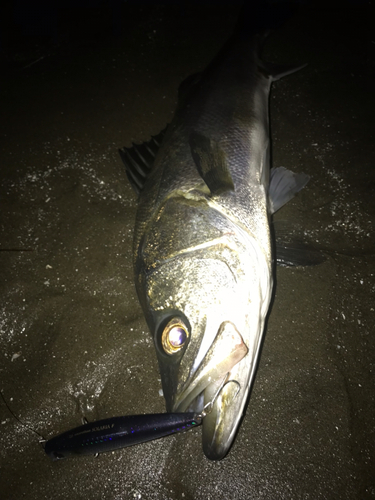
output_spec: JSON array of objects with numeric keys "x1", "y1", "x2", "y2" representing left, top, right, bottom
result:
[
  {"x1": 234, "y1": 1, "x2": 306, "y2": 81},
  {"x1": 235, "y1": 1, "x2": 298, "y2": 38}
]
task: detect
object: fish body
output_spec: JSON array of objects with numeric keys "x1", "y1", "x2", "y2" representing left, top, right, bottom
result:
[{"x1": 121, "y1": 4, "x2": 309, "y2": 459}]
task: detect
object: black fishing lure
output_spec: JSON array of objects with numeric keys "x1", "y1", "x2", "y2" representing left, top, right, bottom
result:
[{"x1": 45, "y1": 412, "x2": 202, "y2": 460}]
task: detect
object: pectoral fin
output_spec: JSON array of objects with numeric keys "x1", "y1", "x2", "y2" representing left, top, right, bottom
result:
[{"x1": 189, "y1": 131, "x2": 234, "y2": 195}]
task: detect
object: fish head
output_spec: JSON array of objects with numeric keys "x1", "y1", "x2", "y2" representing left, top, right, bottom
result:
[{"x1": 135, "y1": 197, "x2": 272, "y2": 459}]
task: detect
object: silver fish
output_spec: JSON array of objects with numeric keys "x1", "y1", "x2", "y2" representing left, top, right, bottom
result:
[{"x1": 120, "y1": 5, "x2": 310, "y2": 460}]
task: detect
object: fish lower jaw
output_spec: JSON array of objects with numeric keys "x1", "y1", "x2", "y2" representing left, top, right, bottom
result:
[{"x1": 170, "y1": 378, "x2": 243, "y2": 460}]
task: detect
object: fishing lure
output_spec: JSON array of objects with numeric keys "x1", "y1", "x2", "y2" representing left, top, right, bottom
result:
[
  {"x1": 44, "y1": 375, "x2": 237, "y2": 460},
  {"x1": 1, "y1": 390, "x2": 202, "y2": 461},
  {"x1": 44, "y1": 412, "x2": 202, "y2": 460},
  {"x1": 2, "y1": 373, "x2": 234, "y2": 461},
  {"x1": 44, "y1": 374, "x2": 236, "y2": 460}
]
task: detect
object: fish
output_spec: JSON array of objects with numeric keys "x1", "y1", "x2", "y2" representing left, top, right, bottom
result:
[
  {"x1": 119, "y1": 2, "x2": 315, "y2": 460},
  {"x1": 44, "y1": 412, "x2": 202, "y2": 460}
]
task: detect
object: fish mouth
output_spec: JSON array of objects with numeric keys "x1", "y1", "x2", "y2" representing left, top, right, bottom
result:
[{"x1": 171, "y1": 321, "x2": 248, "y2": 460}]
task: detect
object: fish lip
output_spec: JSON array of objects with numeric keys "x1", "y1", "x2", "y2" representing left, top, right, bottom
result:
[{"x1": 172, "y1": 376, "x2": 228, "y2": 415}]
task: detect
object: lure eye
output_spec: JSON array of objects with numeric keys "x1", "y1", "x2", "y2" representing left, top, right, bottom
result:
[{"x1": 161, "y1": 317, "x2": 189, "y2": 355}]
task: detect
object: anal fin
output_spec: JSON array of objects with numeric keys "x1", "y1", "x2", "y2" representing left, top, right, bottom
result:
[{"x1": 269, "y1": 166, "x2": 310, "y2": 214}]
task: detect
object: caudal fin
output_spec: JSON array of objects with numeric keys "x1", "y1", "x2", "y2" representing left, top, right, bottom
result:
[{"x1": 235, "y1": 1, "x2": 299, "y2": 36}]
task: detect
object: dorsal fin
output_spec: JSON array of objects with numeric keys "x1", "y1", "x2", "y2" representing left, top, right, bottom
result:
[
  {"x1": 273, "y1": 220, "x2": 326, "y2": 267},
  {"x1": 178, "y1": 72, "x2": 202, "y2": 102},
  {"x1": 119, "y1": 127, "x2": 167, "y2": 195}
]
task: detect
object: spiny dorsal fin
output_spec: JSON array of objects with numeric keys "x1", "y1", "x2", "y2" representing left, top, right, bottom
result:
[
  {"x1": 178, "y1": 72, "x2": 202, "y2": 102},
  {"x1": 189, "y1": 131, "x2": 234, "y2": 196},
  {"x1": 119, "y1": 126, "x2": 167, "y2": 195}
]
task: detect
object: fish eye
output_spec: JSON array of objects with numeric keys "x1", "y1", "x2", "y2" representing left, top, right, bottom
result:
[{"x1": 161, "y1": 317, "x2": 189, "y2": 355}]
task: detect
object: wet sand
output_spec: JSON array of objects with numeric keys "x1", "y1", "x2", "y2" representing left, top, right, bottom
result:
[{"x1": 1, "y1": 4, "x2": 374, "y2": 499}]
